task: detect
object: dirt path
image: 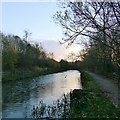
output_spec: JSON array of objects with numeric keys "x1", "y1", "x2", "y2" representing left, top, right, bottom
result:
[{"x1": 86, "y1": 71, "x2": 120, "y2": 109}]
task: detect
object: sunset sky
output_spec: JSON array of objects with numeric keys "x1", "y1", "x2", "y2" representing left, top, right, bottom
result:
[{"x1": 1, "y1": 1, "x2": 83, "y2": 61}]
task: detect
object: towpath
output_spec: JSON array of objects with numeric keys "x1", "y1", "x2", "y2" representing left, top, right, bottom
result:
[{"x1": 86, "y1": 71, "x2": 120, "y2": 109}]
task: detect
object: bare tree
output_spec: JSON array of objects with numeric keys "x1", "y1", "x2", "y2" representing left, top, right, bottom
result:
[
  {"x1": 23, "y1": 30, "x2": 32, "y2": 42},
  {"x1": 47, "y1": 52, "x2": 54, "y2": 59},
  {"x1": 54, "y1": 1, "x2": 120, "y2": 67}
]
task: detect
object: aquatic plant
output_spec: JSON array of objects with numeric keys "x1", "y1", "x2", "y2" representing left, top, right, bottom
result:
[{"x1": 31, "y1": 93, "x2": 70, "y2": 119}]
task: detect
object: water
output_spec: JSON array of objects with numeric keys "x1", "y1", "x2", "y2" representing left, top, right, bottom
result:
[{"x1": 2, "y1": 70, "x2": 82, "y2": 118}]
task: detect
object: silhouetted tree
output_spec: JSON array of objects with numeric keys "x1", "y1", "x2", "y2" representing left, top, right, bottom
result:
[{"x1": 54, "y1": 1, "x2": 120, "y2": 67}]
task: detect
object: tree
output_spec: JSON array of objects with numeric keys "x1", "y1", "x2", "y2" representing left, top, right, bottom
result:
[
  {"x1": 59, "y1": 59, "x2": 69, "y2": 70},
  {"x1": 1, "y1": 33, "x2": 48, "y2": 70},
  {"x1": 47, "y1": 52, "x2": 54, "y2": 59},
  {"x1": 2, "y1": 34, "x2": 18, "y2": 70},
  {"x1": 23, "y1": 30, "x2": 32, "y2": 42},
  {"x1": 54, "y1": 1, "x2": 120, "y2": 67}
]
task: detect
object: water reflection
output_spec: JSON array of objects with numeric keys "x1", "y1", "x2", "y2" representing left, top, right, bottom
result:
[{"x1": 2, "y1": 70, "x2": 82, "y2": 118}]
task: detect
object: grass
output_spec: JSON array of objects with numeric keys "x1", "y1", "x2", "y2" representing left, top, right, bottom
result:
[
  {"x1": 81, "y1": 71, "x2": 101, "y2": 92},
  {"x1": 69, "y1": 71, "x2": 120, "y2": 118},
  {"x1": 2, "y1": 67, "x2": 55, "y2": 82}
]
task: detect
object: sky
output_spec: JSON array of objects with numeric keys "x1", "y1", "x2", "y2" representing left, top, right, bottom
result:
[
  {"x1": 2, "y1": 2, "x2": 63, "y2": 40},
  {"x1": 1, "y1": 1, "x2": 83, "y2": 61}
]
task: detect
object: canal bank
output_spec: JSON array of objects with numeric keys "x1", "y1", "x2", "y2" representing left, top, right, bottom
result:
[
  {"x1": 69, "y1": 71, "x2": 120, "y2": 118},
  {"x1": 86, "y1": 71, "x2": 120, "y2": 109},
  {"x1": 2, "y1": 68, "x2": 60, "y2": 83}
]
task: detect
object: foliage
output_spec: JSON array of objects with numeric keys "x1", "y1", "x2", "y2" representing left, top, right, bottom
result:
[
  {"x1": 81, "y1": 39, "x2": 120, "y2": 79},
  {"x1": 54, "y1": 2, "x2": 120, "y2": 61},
  {"x1": 1, "y1": 32, "x2": 59, "y2": 70},
  {"x1": 70, "y1": 92, "x2": 119, "y2": 118},
  {"x1": 69, "y1": 71, "x2": 120, "y2": 118},
  {"x1": 1, "y1": 32, "x2": 61, "y2": 81},
  {"x1": 59, "y1": 59, "x2": 69, "y2": 71},
  {"x1": 54, "y1": 1, "x2": 120, "y2": 80},
  {"x1": 31, "y1": 93, "x2": 70, "y2": 119},
  {"x1": 2, "y1": 68, "x2": 49, "y2": 82}
]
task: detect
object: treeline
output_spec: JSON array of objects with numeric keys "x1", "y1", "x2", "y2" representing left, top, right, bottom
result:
[
  {"x1": 1, "y1": 32, "x2": 60, "y2": 73},
  {"x1": 81, "y1": 38, "x2": 120, "y2": 79},
  {"x1": 59, "y1": 59, "x2": 83, "y2": 71},
  {"x1": 1, "y1": 32, "x2": 82, "y2": 81}
]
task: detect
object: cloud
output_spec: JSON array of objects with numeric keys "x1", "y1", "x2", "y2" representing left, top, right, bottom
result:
[
  {"x1": 41, "y1": 40, "x2": 82, "y2": 61},
  {"x1": 41, "y1": 40, "x2": 66, "y2": 61}
]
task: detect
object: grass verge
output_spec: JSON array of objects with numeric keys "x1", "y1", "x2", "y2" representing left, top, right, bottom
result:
[
  {"x1": 2, "y1": 67, "x2": 56, "y2": 83},
  {"x1": 69, "y1": 71, "x2": 120, "y2": 118}
]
